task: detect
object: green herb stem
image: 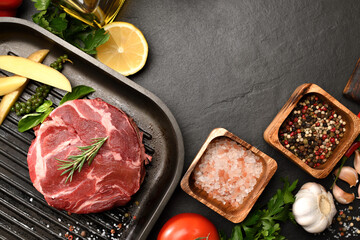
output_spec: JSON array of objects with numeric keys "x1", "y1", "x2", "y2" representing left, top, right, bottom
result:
[
  {"x1": 330, "y1": 155, "x2": 348, "y2": 190},
  {"x1": 57, "y1": 137, "x2": 108, "y2": 183}
]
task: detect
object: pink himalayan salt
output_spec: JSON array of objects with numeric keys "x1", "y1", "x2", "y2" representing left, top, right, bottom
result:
[{"x1": 194, "y1": 137, "x2": 263, "y2": 207}]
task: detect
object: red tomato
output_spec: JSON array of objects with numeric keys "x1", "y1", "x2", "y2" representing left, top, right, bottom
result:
[
  {"x1": 0, "y1": 0, "x2": 23, "y2": 17},
  {"x1": 157, "y1": 213, "x2": 220, "y2": 240}
]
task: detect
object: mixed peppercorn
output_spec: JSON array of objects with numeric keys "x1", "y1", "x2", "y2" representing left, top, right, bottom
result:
[{"x1": 279, "y1": 94, "x2": 346, "y2": 168}]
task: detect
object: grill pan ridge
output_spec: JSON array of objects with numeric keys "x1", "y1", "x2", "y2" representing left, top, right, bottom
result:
[{"x1": 0, "y1": 17, "x2": 184, "y2": 240}]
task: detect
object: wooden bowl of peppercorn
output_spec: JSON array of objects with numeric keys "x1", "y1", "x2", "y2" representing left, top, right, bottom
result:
[{"x1": 264, "y1": 83, "x2": 360, "y2": 179}]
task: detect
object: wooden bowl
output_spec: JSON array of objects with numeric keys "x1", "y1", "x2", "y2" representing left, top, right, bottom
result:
[
  {"x1": 264, "y1": 83, "x2": 360, "y2": 179},
  {"x1": 180, "y1": 128, "x2": 277, "y2": 223}
]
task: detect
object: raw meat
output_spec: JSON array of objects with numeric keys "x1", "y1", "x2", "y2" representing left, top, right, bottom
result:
[{"x1": 27, "y1": 98, "x2": 148, "y2": 214}]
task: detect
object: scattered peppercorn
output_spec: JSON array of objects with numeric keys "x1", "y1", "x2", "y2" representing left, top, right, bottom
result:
[
  {"x1": 81, "y1": 230, "x2": 87, "y2": 237},
  {"x1": 279, "y1": 94, "x2": 346, "y2": 168}
]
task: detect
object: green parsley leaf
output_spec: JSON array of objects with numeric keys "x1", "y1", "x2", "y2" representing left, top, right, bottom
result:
[
  {"x1": 73, "y1": 28, "x2": 109, "y2": 54},
  {"x1": 31, "y1": 1, "x2": 109, "y2": 55},
  {"x1": 32, "y1": 0, "x2": 50, "y2": 11},
  {"x1": 49, "y1": 16, "x2": 68, "y2": 34}
]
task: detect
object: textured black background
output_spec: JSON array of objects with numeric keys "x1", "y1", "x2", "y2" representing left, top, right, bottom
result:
[{"x1": 18, "y1": 0, "x2": 360, "y2": 239}]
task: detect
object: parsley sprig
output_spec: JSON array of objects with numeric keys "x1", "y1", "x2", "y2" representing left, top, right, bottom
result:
[
  {"x1": 32, "y1": 0, "x2": 109, "y2": 54},
  {"x1": 220, "y1": 178, "x2": 298, "y2": 240},
  {"x1": 57, "y1": 137, "x2": 108, "y2": 183}
]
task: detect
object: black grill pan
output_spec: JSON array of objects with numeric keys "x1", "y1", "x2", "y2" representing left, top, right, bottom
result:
[{"x1": 0, "y1": 17, "x2": 184, "y2": 240}]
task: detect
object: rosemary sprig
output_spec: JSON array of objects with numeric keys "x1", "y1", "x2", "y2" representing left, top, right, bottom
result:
[{"x1": 57, "y1": 137, "x2": 108, "y2": 183}]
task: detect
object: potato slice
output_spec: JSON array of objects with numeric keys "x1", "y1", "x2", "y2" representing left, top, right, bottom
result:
[
  {"x1": 0, "y1": 76, "x2": 29, "y2": 96},
  {"x1": 0, "y1": 49, "x2": 50, "y2": 125},
  {"x1": 0, "y1": 55, "x2": 72, "y2": 92}
]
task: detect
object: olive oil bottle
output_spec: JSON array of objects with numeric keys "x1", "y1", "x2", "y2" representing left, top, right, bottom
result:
[{"x1": 52, "y1": 0, "x2": 125, "y2": 28}]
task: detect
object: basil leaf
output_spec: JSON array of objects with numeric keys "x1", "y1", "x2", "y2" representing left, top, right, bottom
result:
[
  {"x1": 18, "y1": 107, "x2": 53, "y2": 133},
  {"x1": 36, "y1": 100, "x2": 53, "y2": 112},
  {"x1": 60, "y1": 85, "x2": 95, "y2": 105}
]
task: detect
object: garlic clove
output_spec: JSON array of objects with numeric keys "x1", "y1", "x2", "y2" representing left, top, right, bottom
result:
[
  {"x1": 357, "y1": 183, "x2": 360, "y2": 199},
  {"x1": 332, "y1": 184, "x2": 355, "y2": 204},
  {"x1": 334, "y1": 166, "x2": 358, "y2": 187},
  {"x1": 354, "y1": 150, "x2": 360, "y2": 175},
  {"x1": 293, "y1": 197, "x2": 318, "y2": 225}
]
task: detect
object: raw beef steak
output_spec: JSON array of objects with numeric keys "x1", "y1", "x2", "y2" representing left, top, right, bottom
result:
[{"x1": 27, "y1": 98, "x2": 148, "y2": 214}]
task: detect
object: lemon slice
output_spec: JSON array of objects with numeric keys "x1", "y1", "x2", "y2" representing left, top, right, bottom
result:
[{"x1": 96, "y1": 22, "x2": 148, "y2": 76}]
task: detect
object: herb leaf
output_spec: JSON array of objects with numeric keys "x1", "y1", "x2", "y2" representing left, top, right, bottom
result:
[
  {"x1": 57, "y1": 137, "x2": 108, "y2": 183},
  {"x1": 36, "y1": 100, "x2": 53, "y2": 112},
  {"x1": 60, "y1": 85, "x2": 95, "y2": 105},
  {"x1": 49, "y1": 15, "x2": 68, "y2": 34},
  {"x1": 82, "y1": 28, "x2": 110, "y2": 54},
  {"x1": 32, "y1": 0, "x2": 50, "y2": 11},
  {"x1": 18, "y1": 106, "x2": 53, "y2": 132},
  {"x1": 32, "y1": 2, "x2": 109, "y2": 55}
]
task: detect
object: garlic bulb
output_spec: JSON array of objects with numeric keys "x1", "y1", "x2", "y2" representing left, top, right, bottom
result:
[{"x1": 292, "y1": 182, "x2": 336, "y2": 233}]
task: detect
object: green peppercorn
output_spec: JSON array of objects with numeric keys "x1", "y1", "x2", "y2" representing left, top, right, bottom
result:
[
  {"x1": 15, "y1": 102, "x2": 20, "y2": 110},
  {"x1": 25, "y1": 106, "x2": 31, "y2": 114}
]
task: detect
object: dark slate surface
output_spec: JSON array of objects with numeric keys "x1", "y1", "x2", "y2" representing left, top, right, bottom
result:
[{"x1": 18, "y1": 0, "x2": 360, "y2": 239}]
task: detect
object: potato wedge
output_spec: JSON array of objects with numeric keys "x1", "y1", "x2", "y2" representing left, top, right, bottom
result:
[
  {"x1": 0, "y1": 76, "x2": 28, "y2": 96},
  {"x1": 0, "y1": 55, "x2": 72, "y2": 92},
  {"x1": 0, "y1": 49, "x2": 50, "y2": 125}
]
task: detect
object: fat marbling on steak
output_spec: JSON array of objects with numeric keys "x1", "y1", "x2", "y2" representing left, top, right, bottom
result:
[{"x1": 27, "y1": 98, "x2": 149, "y2": 214}]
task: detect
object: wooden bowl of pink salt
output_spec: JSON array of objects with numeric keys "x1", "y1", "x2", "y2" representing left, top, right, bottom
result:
[{"x1": 180, "y1": 128, "x2": 277, "y2": 223}]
